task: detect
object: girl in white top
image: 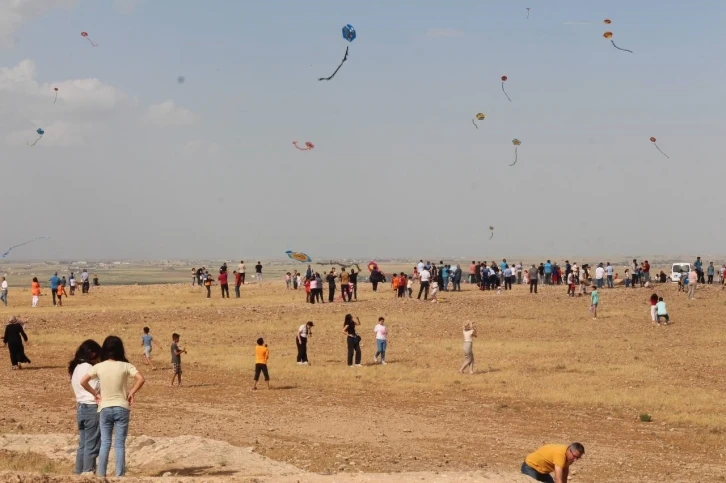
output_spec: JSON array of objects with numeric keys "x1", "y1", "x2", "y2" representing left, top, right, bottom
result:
[
  {"x1": 373, "y1": 317, "x2": 388, "y2": 364},
  {"x1": 430, "y1": 281, "x2": 439, "y2": 302},
  {"x1": 80, "y1": 336, "x2": 144, "y2": 477},
  {"x1": 460, "y1": 322, "x2": 477, "y2": 374},
  {"x1": 406, "y1": 277, "x2": 413, "y2": 298},
  {"x1": 69, "y1": 339, "x2": 102, "y2": 475}
]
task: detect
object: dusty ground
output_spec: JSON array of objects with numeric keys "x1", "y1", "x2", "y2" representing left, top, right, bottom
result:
[{"x1": 1, "y1": 274, "x2": 726, "y2": 482}]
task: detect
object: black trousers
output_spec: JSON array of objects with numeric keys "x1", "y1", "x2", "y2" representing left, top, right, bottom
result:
[
  {"x1": 372, "y1": 281, "x2": 378, "y2": 291},
  {"x1": 329, "y1": 286, "x2": 336, "y2": 302},
  {"x1": 315, "y1": 288, "x2": 324, "y2": 303},
  {"x1": 352, "y1": 282, "x2": 357, "y2": 300},
  {"x1": 254, "y1": 363, "x2": 269, "y2": 381},
  {"x1": 341, "y1": 284, "x2": 351, "y2": 301},
  {"x1": 8, "y1": 343, "x2": 30, "y2": 367},
  {"x1": 417, "y1": 281, "x2": 430, "y2": 299},
  {"x1": 529, "y1": 280, "x2": 538, "y2": 293},
  {"x1": 708, "y1": 275, "x2": 714, "y2": 284},
  {"x1": 504, "y1": 277, "x2": 512, "y2": 290},
  {"x1": 397, "y1": 286, "x2": 405, "y2": 298},
  {"x1": 206, "y1": 285, "x2": 211, "y2": 298},
  {"x1": 296, "y1": 337, "x2": 308, "y2": 362},
  {"x1": 347, "y1": 337, "x2": 361, "y2": 365},
  {"x1": 220, "y1": 284, "x2": 229, "y2": 298},
  {"x1": 241, "y1": 273, "x2": 246, "y2": 284},
  {"x1": 51, "y1": 290, "x2": 57, "y2": 305}
]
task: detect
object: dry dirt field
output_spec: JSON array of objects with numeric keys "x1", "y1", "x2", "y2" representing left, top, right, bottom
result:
[{"x1": 1, "y1": 269, "x2": 726, "y2": 482}]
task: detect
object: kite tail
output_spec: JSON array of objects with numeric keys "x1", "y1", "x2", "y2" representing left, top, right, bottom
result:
[
  {"x1": 502, "y1": 83, "x2": 512, "y2": 102},
  {"x1": 472, "y1": 119, "x2": 478, "y2": 129},
  {"x1": 527, "y1": 10, "x2": 530, "y2": 19},
  {"x1": 489, "y1": 232, "x2": 494, "y2": 240},
  {"x1": 86, "y1": 37, "x2": 98, "y2": 47},
  {"x1": 318, "y1": 46, "x2": 349, "y2": 81},
  {"x1": 54, "y1": 93, "x2": 58, "y2": 104},
  {"x1": 27, "y1": 136, "x2": 42, "y2": 147},
  {"x1": 509, "y1": 146, "x2": 518, "y2": 166},
  {"x1": 654, "y1": 143, "x2": 670, "y2": 159},
  {"x1": 610, "y1": 40, "x2": 633, "y2": 53}
]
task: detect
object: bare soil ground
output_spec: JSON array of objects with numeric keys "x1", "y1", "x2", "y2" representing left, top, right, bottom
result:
[{"x1": 1, "y1": 275, "x2": 725, "y2": 482}]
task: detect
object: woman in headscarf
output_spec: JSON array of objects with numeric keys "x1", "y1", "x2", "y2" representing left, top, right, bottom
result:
[{"x1": 3, "y1": 316, "x2": 31, "y2": 369}]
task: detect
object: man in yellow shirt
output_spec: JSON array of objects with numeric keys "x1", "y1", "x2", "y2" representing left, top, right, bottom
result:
[{"x1": 521, "y1": 442, "x2": 584, "y2": 483}]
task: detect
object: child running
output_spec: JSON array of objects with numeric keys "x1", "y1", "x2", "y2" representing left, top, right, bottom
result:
[
  {"x1": 590, "y1": 285, "x2": 599, "y2": 320},
  {"x1": 253, "y1": 338, "x2": 270, "y2": 390},
  {"x1": 56, "y1": 283, "x2": 68, "y2": 307},
  {"x1": 170, "y1": 333, "x2": 187, "y2": 387},
  {"x1": 656, "y1": 297, "x2": 670, "y2": 326},
  {"x1": 141, "y1": 327, "x2": 162, "y2": 370}
]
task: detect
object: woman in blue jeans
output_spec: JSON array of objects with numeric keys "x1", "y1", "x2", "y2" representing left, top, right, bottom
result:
[
  {"x1": 69, "y1": 339, "x2": 102, "y2": 475},
  {"x1": 81, "y1": 336, "x2": 145, "y2": 477}
]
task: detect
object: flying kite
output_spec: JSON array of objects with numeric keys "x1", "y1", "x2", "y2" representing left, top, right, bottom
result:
[
  {"x1": 603, "y1": 32, "x2": 632, "y2": 53},
  {"x1": 81, "y1": 31, "x2": 98, "y2": 47},
  {"x1": 367, "y1": 261, "x2": 379, "y2": 272},
  {"x1": 650, "y1": 137, "x2": 670, "y2": 158},
  {"x1": 472, "y1": 112, "x2": 485, "y2": 129},
  {"x1": 526, "y1": 8, "x2": 531, "y2": 19},
  {"x1": 501, "y1": 76, "x2": 512, "y2": 102},
  {"x1": 177, "y1": 76, "x2": 185, "y2": 84},
  {"x1": 1, "y1": 237, "x2": 49, "y2": 259},
  {"x1": 292, "y1": 141, "x2": 315, "y2": 151},
  {"x1": 510, "y1": 138, "x2": 521, "y2": 166},
  {"x1": 286, "y1": 251, "x2": 312, "y2": 263},
  {"x1": 318, "y1": 260, "x2": 362, "y2": 272},
  {"x1": 318, "y1": 24, "x2": 355, "y2": 81},
  {"x1": 53, "y1": 87, "x2": 59, "y2": 104},
  {"x1": 27, "y1": 128, "x2": 44, "y2": 147},
  {"x1": 489, "y1": 226, "x2": 495, "y2": 240},
  {"x1": 604, "y1": 19, "x2": 612, "y2": 24}
]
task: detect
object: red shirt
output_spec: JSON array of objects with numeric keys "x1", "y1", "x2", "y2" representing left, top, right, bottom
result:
[
  {"x1": 234, "y1": 272, "x2": 242, "y2": 285},
  {"x1": 218, "y1": 272, "x2": 228, "y2": 284}
]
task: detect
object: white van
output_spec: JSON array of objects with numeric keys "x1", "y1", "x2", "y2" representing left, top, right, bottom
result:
[{"x1": 670, "y1": 263, "x2": 691, "y2": 283}]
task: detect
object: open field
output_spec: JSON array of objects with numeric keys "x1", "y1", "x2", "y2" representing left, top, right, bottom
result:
[{"x1": 1, "y1": 271, "x2": 726, "y2": 481}]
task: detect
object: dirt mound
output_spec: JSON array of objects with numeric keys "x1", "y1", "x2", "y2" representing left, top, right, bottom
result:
[{"x1": 0, "y1": 434, "x2": 527, "y2": 482}]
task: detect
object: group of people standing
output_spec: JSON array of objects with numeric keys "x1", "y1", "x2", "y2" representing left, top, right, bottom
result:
[
  {"x1": 293, "y1": 265, "x2": 359, "y2": 304},
  {"x1": 193, "y1": 261, "x2": 263, "y2": 298}
]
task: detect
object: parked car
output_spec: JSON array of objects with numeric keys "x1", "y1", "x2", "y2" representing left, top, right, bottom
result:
[{"x1": 670, "y1": 263, "x2": 691, "y2": 283}]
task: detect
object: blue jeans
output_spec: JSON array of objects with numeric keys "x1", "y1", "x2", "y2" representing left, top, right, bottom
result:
[
  {"x1": 75, "y1": 404, "x2": 100, "y2": 474},
  {"x1": 521, "y1": 462, "x2": 554, "y2": 483},
  {"x1": 375, "y1": 339, "x2": 387, "y2": 361},
  {"x1": 442, "y1": 277, "x2": 449, "y2": 290},
  {"x1": 596, "y1": 278, "x2": 603, "y2": 288},
  {"x1": 0, "y1": 290, "x2": 6, "y2": 306},
  {"x1": 98, "y1": 407, "x2": 130, "y2": 477},
  {"x1": 607, "y1": 275, "x2": 613, "y2": 288}
]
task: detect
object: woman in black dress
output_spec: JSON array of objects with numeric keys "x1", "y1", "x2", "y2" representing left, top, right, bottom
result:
[{"x1": 3, "y1": 316, "x2": 31, "y2": 369}]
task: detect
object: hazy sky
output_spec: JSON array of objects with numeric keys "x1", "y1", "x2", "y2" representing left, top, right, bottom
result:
[{"x1": 1, "y1": 0, "x2": 724, "y2": 260}]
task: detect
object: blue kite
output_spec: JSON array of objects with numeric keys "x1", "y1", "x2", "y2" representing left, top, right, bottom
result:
[
  {"x1": 319, "y1": 24, "x2": 356, "y2": 81},
  {"x1": 27, "y1": 128, "x2": 44, "y2": 147}
]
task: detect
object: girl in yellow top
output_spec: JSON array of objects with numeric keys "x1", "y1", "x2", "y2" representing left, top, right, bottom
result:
[{"x1": 253, "y1": 338, "x2": 270, "y2": 390}]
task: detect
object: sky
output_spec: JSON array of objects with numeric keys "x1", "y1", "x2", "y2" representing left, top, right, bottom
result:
[{"x1": 1, "y1": 0, "x2": 724, "y2": 260}]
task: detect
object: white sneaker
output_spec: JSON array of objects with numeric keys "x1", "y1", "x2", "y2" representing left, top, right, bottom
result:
[
  {"x1": 297, "y1": 362, "x2": 302, "y2": 365},
  {"x1": 381, "y1": 361, "x2": 387, "y2": 365},
  {"x1": 355, "y1": 364, "x2": 362, "y2": 367},
  {"x1": 302, "y1": 362, "x2": 308, "y2": 365},
  {"x1": 374, "y1": 357, "x2": 378, "y2": 363}
]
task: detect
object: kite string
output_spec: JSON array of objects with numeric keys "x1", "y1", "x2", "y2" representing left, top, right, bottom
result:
[
  {"x1": 610, "y1": 41, "x2": 633, "y2": 53},
  {"x1": 501, "y1": 82, "x2": 512, "y2": 102},
  {"x1": 509, "y1": 147, "x2": 518, "y2": 167},
  {"x1": 654, "y1": 143, "x2": 670, "y2": 159}
]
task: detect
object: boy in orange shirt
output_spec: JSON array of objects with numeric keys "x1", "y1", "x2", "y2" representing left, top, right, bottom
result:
[
  {"x1": 391, "y1": 274, "x2": 399, "y2": 298},
  {"x1": 253, "y1": 338, "x2": 270, "y2": 390},
  {"x1": 56, "y1": 283, "x2": 68, "y2": 306}
]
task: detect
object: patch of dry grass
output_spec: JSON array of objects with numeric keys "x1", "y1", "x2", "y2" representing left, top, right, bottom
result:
[{"x1": 0, "y1": 450, "x2": 65, "y2": 474}]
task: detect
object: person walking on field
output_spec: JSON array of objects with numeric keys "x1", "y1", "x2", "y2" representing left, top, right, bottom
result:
[
  {"x1": 31, "y1": 277, "x2": 41, "y2": 307},
  {"x1": 0, "y1": 277, "x2": 7, "y2": 307},
  {"x1": 326, "y1": 270, "x2": 337, "y2": 302},
  {"x1": 687, "y1": 267, "x2": 698, "y2": 300},
  {"x1": 255, "y1": 262, "x2": 263, "y2": 284},
  {"x1": 521, "y1": 443, "x2": 585, "y2": 483},
  {"x1": 297, "y1": 321, "x2": 313, "y2": 365},
  {"x1": 528, "y1": 265, "x2": 539, "y2": 294},
  {"x1": 233, "y1": 270, "x2": 242, "y2": 298},
  {"x1": 217, "y1": 269, "x2": 229, "y2": 298},
  {"x1": 340, "y1": 268, "x2": 351, "y2": 302},
  {"x1": 459, "y1": 322, "x2": 477, "y2": 374},
  {"x1": 417, "y1": 266, "x2": 431, "y2": 300},
  {"x1": 49, "y1": 272, "x2": 61, "y2": 306},
  {"x1": 373, "y1": 317, "x2": 388, "y2": 364},
  {"x1": 342, "y1": 314, "x2": 362, "y2": 367},
  {"x1": 237, "y1": 261, "x2": 246, "y2": 285},
  {"x1": 3, "y1": 317, "x2": 31, "y2": 369},
  {"x1": 253, "y1": 338, "x2": 270, "y2": 390}
]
